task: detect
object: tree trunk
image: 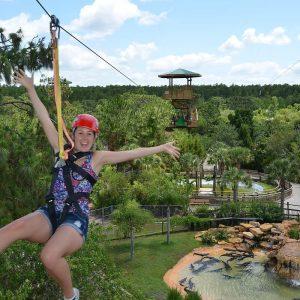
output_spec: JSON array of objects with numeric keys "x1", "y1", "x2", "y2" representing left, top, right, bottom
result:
[
  {"x1": 166, "y1": 206, "x2": 170, "y2": 244},
  {"x1": 233, "y1": 187, "x2": 238, "y2": 202},
  {"x1": 213, "y1": 165, "x2": 217, "y2": 192},
  {"x1": 280, "y1": 188, "x2": 285, "y2": 214},
  {"x1": 130, "y1": 229, "x2": 135, "y2": 260}
]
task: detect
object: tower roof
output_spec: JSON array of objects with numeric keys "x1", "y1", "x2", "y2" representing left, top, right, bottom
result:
[{"x1": 158, "y1": 68, "x2": 201, "y2": 79}]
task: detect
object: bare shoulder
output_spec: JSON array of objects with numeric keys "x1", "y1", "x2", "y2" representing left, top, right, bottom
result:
[{"x1": 91, "y1": 150, "x2": 106, "y2": 175}]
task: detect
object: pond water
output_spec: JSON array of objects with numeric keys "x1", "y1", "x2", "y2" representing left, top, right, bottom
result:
[
  {"x1": 179, "y1": 253, "x2": 300, "y2": 300},
  {"x1": 201, "y1": 179, "x2": 265, "y2": 192}
]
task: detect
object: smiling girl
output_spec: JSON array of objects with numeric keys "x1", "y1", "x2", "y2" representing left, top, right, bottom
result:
[{"x1": 0, "y1": 70, "x2": 180, "y2": 300}]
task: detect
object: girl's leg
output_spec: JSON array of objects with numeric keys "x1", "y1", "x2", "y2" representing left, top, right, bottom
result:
[
  {"x1": 0, "y1": 211, "x2": 52, "y2": 252},
  {"x1": 40, "y1": 226, "x2": 83, "y2": 298}
]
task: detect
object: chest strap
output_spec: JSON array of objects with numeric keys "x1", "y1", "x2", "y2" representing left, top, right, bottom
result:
[{"x1": 45, "y1": 151, "x2": 96, "y2": 231}]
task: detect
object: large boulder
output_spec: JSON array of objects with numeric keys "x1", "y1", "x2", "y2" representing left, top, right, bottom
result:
[
  {"x1": 260, "y1": 223, "x2": 273, "y2": 232},
  {"x1": 274, "y1": 241, "x2": 300, "y2": 281},
  {"x1": 243, "y1": 231, "x2": 254, "y2": 239},
  {"x1": 249, "y1": 227, "x2": 264, "y2": 237}
]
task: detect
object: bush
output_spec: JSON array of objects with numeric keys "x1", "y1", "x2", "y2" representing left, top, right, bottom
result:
[
  {"x1": 214, "y1": 229, "x2": 229, "y2": 241},
  {"x1": 194, "y1": 205, "x2": 212, "y2": 218},
  {"x1": 288, "y1": 227, "x2": 300, "y2": 240},
  {"x1": 200, "y1": 231, "x2": 216, "y2": 245},
  {"x1": 182, "y1": 215, "x2": 211, "y2": 231},
  {"x1": 166, "y1": 288, "x2": 202, "y2": 300},
  {"x1": 0, "y1": 224, "x2": 144, "y2": 299},
  {"x1": 249, "y1": 201, "x2": 283, "y2": 223},
  {"x1": 217, "y1": 201, "x2": 247, "y2": 218}
]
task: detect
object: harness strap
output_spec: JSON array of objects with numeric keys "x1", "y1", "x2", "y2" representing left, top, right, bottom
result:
[{"x1": 45, "y1": 151, "x2": 96, "y2": 231}]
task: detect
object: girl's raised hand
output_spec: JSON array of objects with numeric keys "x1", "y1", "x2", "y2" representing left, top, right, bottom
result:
[
  {"x1": 13, "y1": 69, "x2": 34, "y2": 90},
  {"x1": 162, "y1": 141, "x2": 180, "y2": 160}
]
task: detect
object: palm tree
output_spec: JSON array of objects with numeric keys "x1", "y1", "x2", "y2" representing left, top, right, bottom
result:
[
  {"x1": 220, "y1": 167, "x2": 252, "y2": 202},
  {"x1": 266, "y1": 158, "x2": 293, "y2": 211}
]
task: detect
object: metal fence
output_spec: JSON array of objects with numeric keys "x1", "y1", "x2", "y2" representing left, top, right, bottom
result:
[{"x1": 90, "y1": 204, "x2": 186, "y2": 239}]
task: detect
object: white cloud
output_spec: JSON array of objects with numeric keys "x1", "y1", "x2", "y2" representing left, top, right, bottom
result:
[
  {"x1": 0, "y1": 13, "x2": 49, "y2": 41},
  {"x1": 230, "y1": 61, "x2": 281, "y2": 77},
  {"x1": 66, "y1": 0, "x2": 166, "y2": 40},
  {"x1": 59, "y1": 44, "x2": 115, "y2": 71},
  {"x1": 138, "y1": 11, "x2": 167, "y2": 25},
  {"x1": 242, "y1": 27, "x2": 290, "y2": 45},
  {"x1": 148, "y1": 52, "x2": 231, "y2": 72},
  {"x1": 120, "y1": 42, "x2": 157, "y2": 61},
  {"x1": 219, "y1": 35, "x2": 244, "y2": 52}
]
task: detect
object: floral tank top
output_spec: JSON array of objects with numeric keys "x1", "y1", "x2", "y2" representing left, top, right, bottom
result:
[{"x1": 52, "y1": 153, "x2": 98, "y2": 217}]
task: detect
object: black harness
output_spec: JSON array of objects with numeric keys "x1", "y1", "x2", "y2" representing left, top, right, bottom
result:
[{"x1": 45, "y1": 151, "x2": 97, "y2": 232}]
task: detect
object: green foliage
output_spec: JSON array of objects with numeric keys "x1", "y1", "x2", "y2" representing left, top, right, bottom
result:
[
  {"x1": 185, "y1": 291, "x2": 202, "y2": 300},
  {"x1": 0, "y1": 28, "x2": 52, "y2": 84},
  {"x1": 112, "y1": 200, "x2": 154, "y2": 238},
  {"x1": 0, "y1": 224, "x2": 143, "y2": 299},
  {"x1": 214, "y1": 229, "x2": 229, "y2": 241},
  {"x1": 200, "y1": 231, "x2": 216, "y2": 245},
  {"x1": 90, "y1": 166, "x2": 130, "y2": 208},
  {"x1": 130, "y1": 168, "x2": 189, "y2": 206},
  {"x1": 166, "y1": 288, "x2": 183, "y2": 300},
  {"x1": 194, "y1": 205, "x2": 212, "y2": 218},
  {"x1": 217, "y1": 200, "x2": 283, "y2": 222},
  {"x1": 95, "y1": 93, "x2": 174, "y2": 150},
  {"x1": 249, "y1": 201, "x2": 283, "y2": 223},
  {"x1": 166, "y1": 288, "x2": 202, "y2": 300},
  {"x1": 288, "y1": 227, "x2": 300, "y2": 240},
  {"x1": 217, "y1": 201, "x2": 247, "y2": 218}
]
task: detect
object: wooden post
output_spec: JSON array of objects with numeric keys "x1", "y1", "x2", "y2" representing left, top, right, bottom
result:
[
  {"x1": 287, "y1": 202, "x2": 290, "y2": 219},
  {"x1": 102, "y1": 207, "x2": 104, "y2": 225},
  {"x1": 280, "y1": 188, "x2": 285, "y2": 214},
  {"x1": 166, "y1": 206, "x2": 170, "y2": 244}
]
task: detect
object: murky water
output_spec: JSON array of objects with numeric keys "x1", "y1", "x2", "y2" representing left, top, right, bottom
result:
[{"x1": 180, "y1": 254, "x2": 300, "y2": 300}]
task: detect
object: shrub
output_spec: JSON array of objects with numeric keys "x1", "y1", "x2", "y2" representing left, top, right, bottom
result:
[
  {"x1": 249, "y1": 201, "x2": 283, "y2": 223},
  {"x1": 214, "y1": 229, "x2": 229, "y2": 241},
  {"x1": 194, "y1": 205, "x2": 212, "y2": 218},
  {"x1": 0, "y1": 224, "x2": 143, "y2": 299},
  {"x1": 182, "y1": 215, "x2": 211, "y2": 231},
  {"x1": 288, "y1": 227, "x2": 300, "y2": 240},
  {"x1": 217, "y1": 201, "x2": 247, "y2": 218},
  {"x1": 166, "y1": 288, "x2": 202, "y2": 300},
  {"x1": 200, "y1": 231, "x2": 216, "y2": 245}
]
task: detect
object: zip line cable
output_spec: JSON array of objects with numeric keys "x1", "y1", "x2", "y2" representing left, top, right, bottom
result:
[
  {"x1": 269, "y1": 59, "x2": 300, "y2": 85},
  {"x1": 34, "y1": 0, "x2": 138, "y2": 86},
  {"x1": 258, "y1": 58, "x2": 300, "y2": 96}
]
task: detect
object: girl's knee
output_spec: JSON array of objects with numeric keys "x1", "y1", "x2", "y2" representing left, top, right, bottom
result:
[{"x1": 40, "y1": 249, "x2": 58, "y2": 270}]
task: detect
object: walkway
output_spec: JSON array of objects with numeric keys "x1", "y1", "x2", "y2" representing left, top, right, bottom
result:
[{"x1": 288, "y1": 183, "x2": 300, "y2": 206}]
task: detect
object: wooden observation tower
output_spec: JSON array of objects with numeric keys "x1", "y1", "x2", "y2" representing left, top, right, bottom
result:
[{"x1": 158, "y1": 68, "x2": 201, "y2": 129}]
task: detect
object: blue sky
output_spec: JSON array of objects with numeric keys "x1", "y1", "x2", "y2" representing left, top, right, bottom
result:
[{"x1": 1, "y1": 0, "x2": 300, "y2": 86}]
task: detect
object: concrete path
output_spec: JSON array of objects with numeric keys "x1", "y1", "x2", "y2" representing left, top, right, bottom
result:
[{"x1": 287, "y1": 183, "x2": 300, "y2": 206}]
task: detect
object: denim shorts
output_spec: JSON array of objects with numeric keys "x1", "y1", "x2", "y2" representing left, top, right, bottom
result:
[{"x1": 36, "y1": 205, "x2": 89, "y2": 242}]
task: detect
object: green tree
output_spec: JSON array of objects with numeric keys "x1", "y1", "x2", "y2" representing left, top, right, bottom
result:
[
  {"x1": 112, "y1": 200, "x2": 154, "y2": 259},
  {"x1": 0, "y1": 28, "x2": 51, "y2": 84},
  {"x1": 220, "y1": 167, "x2": 252, "y2": 201}
]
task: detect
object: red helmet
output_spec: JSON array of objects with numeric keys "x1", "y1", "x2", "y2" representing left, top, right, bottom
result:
[{"x1": 72, "y1": 114, "x2": 99, "y2": 133}]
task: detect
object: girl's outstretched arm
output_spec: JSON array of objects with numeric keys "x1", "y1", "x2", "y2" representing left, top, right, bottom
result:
[
  {"x1": 94, "y1": 142, "x2": 180, "y2": 168},
  {"x1": 14, "y1": 70, "x2": 59, "y2": 152}
]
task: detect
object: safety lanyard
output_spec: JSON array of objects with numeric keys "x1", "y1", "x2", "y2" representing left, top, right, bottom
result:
[{"x1": 50, "y1": 15, "x2": 74, "y2": 160}]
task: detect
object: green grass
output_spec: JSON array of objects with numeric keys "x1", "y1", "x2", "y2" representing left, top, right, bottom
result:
[{"x1": 106, "y1": 231, "x2": 199, "y2": 300}]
